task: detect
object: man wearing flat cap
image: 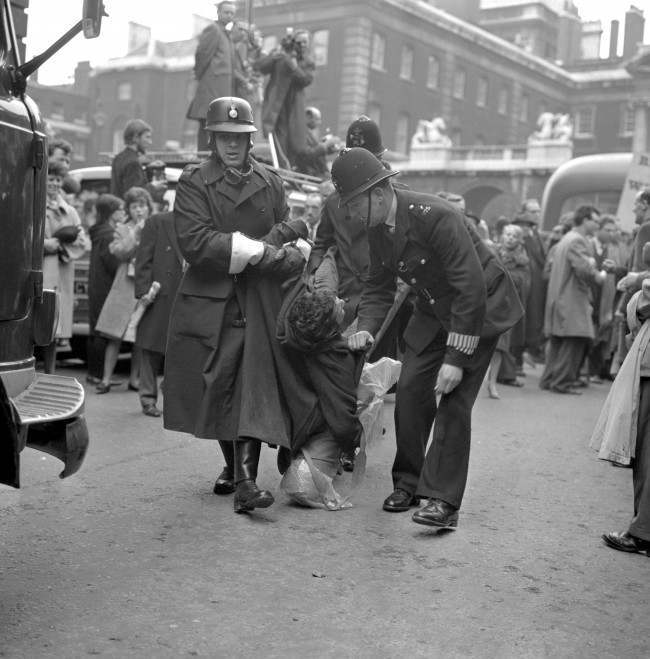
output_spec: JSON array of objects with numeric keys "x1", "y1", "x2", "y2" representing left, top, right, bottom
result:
[{"x1": 332, "y1": 148, "x2": 522, "y2": 530}]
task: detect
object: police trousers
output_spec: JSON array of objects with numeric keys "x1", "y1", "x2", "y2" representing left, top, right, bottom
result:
[{"x1": 393, "y1": 331, "x2": 497, "y2": 509}]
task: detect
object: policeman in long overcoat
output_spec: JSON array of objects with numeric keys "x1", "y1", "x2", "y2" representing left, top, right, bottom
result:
[
  {"x1": 164, "y1": 97, "x2": 309, "y2": 513},
  {"x1": 332, "y1": 148, "x2": 522, "y2": 530}
]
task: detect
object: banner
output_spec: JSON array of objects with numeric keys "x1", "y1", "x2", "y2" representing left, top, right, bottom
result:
[{"x1": 616, "y1": 152, "x2": 650, "y2": 232}]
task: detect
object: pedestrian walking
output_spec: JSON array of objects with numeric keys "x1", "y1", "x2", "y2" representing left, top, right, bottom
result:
[
  {"x1": 163, "y1": 96, "x2": 309, "y2": 513},
  {"x1": 332, "y1": 148, "x2": 522, "y2": 529},
  {"x1": 540, "y1": 205, "x2": 607, "y2": 394},
  {"x1": 134, "y1": 211, "x2": 184, "y2": 417}
]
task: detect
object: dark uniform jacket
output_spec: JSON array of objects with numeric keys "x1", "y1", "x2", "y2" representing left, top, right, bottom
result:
[
  {"x1": 134, "y1": 212, "x2": 184, "y2": 354},
  {"x1": 163, "y1": 156, "x2": 322, "y2": 446},
  {"x1": 310, "y1": 191, "x2": 370, "y2": 326},
  {"x1": 358, "y1": 190, "x2": 522, "y2": 368},
  {"x1": 110, "y1": 147, "x2": 147, "y2": 200}
]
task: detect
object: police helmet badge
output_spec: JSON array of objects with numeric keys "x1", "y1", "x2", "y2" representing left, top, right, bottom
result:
[
  {"x1": 228, "y1": 105, "x2": 238, "y2": 119},
  {"x1": 348, "y1": 125, "x2": 365, "y2": 148}
]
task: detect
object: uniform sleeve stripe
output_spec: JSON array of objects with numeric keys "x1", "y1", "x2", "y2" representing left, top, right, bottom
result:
[{"x1": 447, "y1": 332, "x2": 480, "y2": 355}]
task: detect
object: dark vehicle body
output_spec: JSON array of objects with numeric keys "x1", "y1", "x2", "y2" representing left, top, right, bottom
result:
[{"x1": 0, "y1": 0, "x2": 105, "y2": 487}]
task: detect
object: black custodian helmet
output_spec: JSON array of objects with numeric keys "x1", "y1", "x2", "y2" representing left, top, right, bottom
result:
[
  {"x1": 205, "y1": 96, "x2": 257, "y2": 133},
  {"x1": 345, "y1": 115, "x2": 386, "y2": 156},
  {"x1": 331, "y1": 148, "x2": 398, "y2": 206}
]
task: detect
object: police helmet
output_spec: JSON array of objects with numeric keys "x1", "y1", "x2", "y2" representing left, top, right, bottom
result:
[
  {"x1": 345, "y1": 115, "x2": 386, "y2": 156},
  {"x1": 331, "y1": 148, "x2": 398, "y2": 206},
  {"x1": 205, "y1": 96, "x2": 257, "y2": 133}
]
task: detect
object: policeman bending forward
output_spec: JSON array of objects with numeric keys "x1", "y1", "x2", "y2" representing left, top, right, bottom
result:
[{"x1": 332, "y1": 148, "x2": 522, "y2": 529}]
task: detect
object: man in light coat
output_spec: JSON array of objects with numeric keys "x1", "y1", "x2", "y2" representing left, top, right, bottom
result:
[{"x1": 540, "y1": 205, "x2": 606, "y2": 394}]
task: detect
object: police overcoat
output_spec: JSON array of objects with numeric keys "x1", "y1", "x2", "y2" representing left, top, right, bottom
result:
[
  {"x1": 357, "y1": 190, "x2": 523, "y2": 368},
  {"x1": 163, "y1": 157, "x2": 322, "y2": 445}
]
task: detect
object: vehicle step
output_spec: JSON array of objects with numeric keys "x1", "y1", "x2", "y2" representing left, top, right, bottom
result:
[{"x1": 13, "y1": 374, "x2": 84, "y2": 425}]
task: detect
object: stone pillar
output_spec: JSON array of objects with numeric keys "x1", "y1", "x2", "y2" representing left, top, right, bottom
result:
[
  {"x1": 632, "y1": 101, "x2": 649, "y2": 154},
  {"x1": 337, "y1": 18, "x2": 372, "y2": 137}
]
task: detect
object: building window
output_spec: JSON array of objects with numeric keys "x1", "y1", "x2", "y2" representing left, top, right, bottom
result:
[
  {"x1": 519, "y1": 93, "x2": 529, "y2": 122},
  {"x1": 395, "y1": 113, "x2": 410, "y2": 154},
  {"x1": 476, "y1": 77, "x2": 488, "y2": 108},
  {"x1": 371, "y1": 32, "x2": 386, "y2": 71},
  {"x1": 452, "y1": 69, "x2": 465, "y2": 100},
  {"x1": 427, "y1": 55, "x2": 440, "y2": 89},
  {"x1": 575, "y1": 107, "x2": 595, "y2": 137},
  {"x1": 312, "y1": 29, "x2": 329, "y2": 67},
  {"x1": 117, "y1": 82, "x2": 132, "y2": 101},
  {"x1": 497, "y1": 87, "x2": 508, "y2": 115},
  {"x1": 400, "y1": 45, "x2": 414, "y2": 81},
  {"x1": 367, "y1": 102, "x2": 381, "y2": 127},
  {"x1": 621, "y1": 103, "x2": 635, "y2": 136},
  {"x1": 72, "y1": 140, "x2": 87, "y2": 161}
]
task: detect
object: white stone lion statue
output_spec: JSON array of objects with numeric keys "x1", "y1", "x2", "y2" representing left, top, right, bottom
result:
[{"x1": 411, "y1": 117, "x2": 452, "y2": 148}]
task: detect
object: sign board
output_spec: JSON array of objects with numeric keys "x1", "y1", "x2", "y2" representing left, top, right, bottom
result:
[{"x1": 616, "y1": 152, "x2": 650, "y2": 232}]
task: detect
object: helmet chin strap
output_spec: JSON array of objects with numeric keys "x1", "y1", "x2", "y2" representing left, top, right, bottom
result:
[{"x1": 366, "y1": 189, "x2": 373, "y2": 227}]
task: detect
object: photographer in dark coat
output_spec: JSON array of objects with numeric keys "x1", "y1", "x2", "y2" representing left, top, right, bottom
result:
[
  {"x1": 332, "y1": 148, "x2": 522, "y2": 530},
  {"x1": 134, "y1": 212, "x2": 184, "y2": 417},
  {"x1": 254, "y1": 29, "x2": 314, "y2": 169},
  {"x1": 164, "y1": 97, "x2": 312, "y2": 514}
]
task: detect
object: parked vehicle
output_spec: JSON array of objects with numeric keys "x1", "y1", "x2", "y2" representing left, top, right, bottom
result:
[
  {"x1": 0, "y1": 0, "x2": 105, "y2": 488},
  {"x1": 540, "y1": 153, "x2": 633, "y2": 231}
]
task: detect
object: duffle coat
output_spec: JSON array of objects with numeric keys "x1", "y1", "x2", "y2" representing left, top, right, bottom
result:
[
  {"x1": 164, "y1": 157, "x2": 322, "y2": 444},
  {"x1": 134, "y1": 212, "x2": 184, "y2": 354},
  {"x1": 544, "y1": 229, "x2": 599, "y2": 339}
]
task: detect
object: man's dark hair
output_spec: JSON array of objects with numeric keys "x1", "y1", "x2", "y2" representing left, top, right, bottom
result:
[
  {"x1": 48, "y1": 138, "x2": 72, "y2": 157},
  {"x1": 573, "y1": 205, "x2": 599, "y2": 226},
  {"x1": 287, "y1": 291, "x2": 339, "y2": 347},
  {"x1": 123, "y1": 119, "x2": 152, "y2": 145},
  {"x1": 95, "y1": 194, "x2": 123, "y2": 225}
]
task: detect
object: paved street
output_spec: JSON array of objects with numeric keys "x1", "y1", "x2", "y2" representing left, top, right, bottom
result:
[{"x1": 1, "y1": 362, "x2": 649, "y2": 658}]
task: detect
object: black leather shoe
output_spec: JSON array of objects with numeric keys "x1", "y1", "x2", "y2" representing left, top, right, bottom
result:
[
  {"x1": 213, "y1": 467, "x2": 235, "y2": 495},
  {"x1": 412, "y1": 498, "x2": 459, "y2": 528},
  {"x1": 382, "y1": 489, "x2": 419, "y2": 512},
  {"x1": 602, "y1": 531, "x2": 650, "y2": 555},
  {"x1": 340, "y1": 452, "x2": 355, "y2": 473},
  {"x1": 142, "y1": 404, "x2": 162, "y2": 417},
  {"x1": 234, "y1": 479, "x2": 274, "y2": 513}
]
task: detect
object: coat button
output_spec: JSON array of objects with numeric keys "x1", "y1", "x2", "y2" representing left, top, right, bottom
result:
[
  {"x1": 429, "y1": 298, "x2": 435, "y2": 305},
  {"x1": 398, "y1": 261, "x2": 404, "y2": 268},
  {"x1": 420, "y1": 258, "x2": 426, "y2": 265},
  {"x1": 409, "y1": 204, "x2": 414, "y2": 210},
  {"x1": 166, "y1": 246, "x2": 171, "y2": 251},
  {"x1": 410, "y1": 277, "x2": 417, "y2": 284}
]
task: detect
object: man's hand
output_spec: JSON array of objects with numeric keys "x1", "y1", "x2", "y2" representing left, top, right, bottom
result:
[
  {"x1": 347, "y1": 331, "x2": 374, "y2": 351},
  {"x1": 617, "y1": 273, "x2": 638, "y2": 291},
  {"x1": 602, "y1": 258, "x2": 616, "y2": 273},
  {"x1": 435, "y1": 364, "x2": 463, "y2": 395}
]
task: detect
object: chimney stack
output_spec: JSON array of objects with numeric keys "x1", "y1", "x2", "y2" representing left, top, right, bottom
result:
[
  {"x1": 623, "y1": 5, "x2": 645, "y2": 59},
  {"x1": 609, "y1": 20, "x2": 619, "y2": 59}
]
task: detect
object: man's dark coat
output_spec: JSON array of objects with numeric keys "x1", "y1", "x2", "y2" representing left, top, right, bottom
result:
[
  {"x1": 110, "y1": 147, "x2": 147, "y2": 200},
  {"x1": 186, "y1": 21, "x2": 235, "y2": 121},
  {"x1": 134, "y1": 212, "x2": 184, "y2": 354}
]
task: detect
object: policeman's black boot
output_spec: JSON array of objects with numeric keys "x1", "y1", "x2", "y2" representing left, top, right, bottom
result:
[
  {"x1": 213, "y1": 440, "x2": 236, "y2": 495},
  {"x1": 233, "y1": 439, "x2": 274, "y2": 513}
]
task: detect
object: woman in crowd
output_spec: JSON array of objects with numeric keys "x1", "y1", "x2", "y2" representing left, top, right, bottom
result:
[
  {"x1": 94, "y1": 187, "x2": 153, "y2": 393},
  {"x1": 485, "y1": 223, "x2": 531, "y2": 398},
  {"x1": 87, "y1": 195, "x2": 124, "y2": 385},
  {"x1": 42, "y1": 160, "x2": 89, "y2": 373}
]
